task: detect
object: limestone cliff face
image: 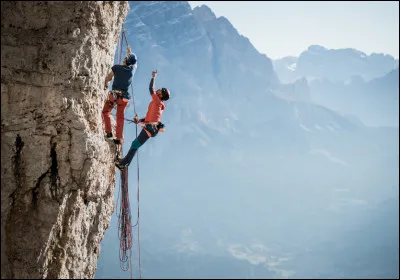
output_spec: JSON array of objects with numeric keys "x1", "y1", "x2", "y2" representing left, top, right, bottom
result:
[{"x1": 1, "y1": 1, "x2": 129, "y2": 278}]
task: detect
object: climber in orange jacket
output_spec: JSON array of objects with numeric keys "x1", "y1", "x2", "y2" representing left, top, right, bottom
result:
[
  {"x1": 102, "y1": 46, "x2": 137, "y2": 145},
  {"x1": 115, "y1": 70, "x2": 170, "y2": 170}
]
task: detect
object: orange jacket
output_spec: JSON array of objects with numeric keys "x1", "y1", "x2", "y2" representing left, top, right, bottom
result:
[{"x1": 144, "y1": 77, "x2": 165, "y2": 123}]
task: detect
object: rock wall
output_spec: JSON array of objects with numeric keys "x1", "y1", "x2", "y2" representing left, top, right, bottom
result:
[{"x1": 1, "y1": 1, "x2": 129, "y2": 278}]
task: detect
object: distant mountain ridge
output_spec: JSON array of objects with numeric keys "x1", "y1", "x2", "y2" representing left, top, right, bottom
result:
[
  {"x1": 310, "y1": 67, "x2": 399, "y2": 126},
  {"x1": 96, "y1": 2, "x2": 399, "y2": 279},
  {"x1": 273, "y1": 45, "x2": 398, "y2": 84},
  {"x1": 273, "y1": 45, "x2": 398, "y2": 126}
]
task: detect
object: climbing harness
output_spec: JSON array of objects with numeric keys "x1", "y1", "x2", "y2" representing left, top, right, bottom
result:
[
  {"x1": 107, "y1": 90, "x2": 129, "y2": 106},
  {"x1": 138, "y1": 121, "x2": 165, "y2": 137}
]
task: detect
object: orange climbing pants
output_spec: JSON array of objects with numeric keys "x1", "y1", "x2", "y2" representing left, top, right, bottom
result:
[{"x1": 102, "y1": 91, "x2": 129, "y2": 140}]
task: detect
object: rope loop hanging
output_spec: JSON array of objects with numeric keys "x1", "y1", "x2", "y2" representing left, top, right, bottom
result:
[{"x1": 114, "y1": 24, "x2": 142, "y2": 279}]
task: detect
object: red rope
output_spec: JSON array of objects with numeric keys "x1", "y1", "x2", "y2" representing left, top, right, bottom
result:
[
  {"x1": 122, "y1": 24, "x2": 129, "y2": 46},
  {"x1": 135, "y1": 149, "x2": 142, "y2": 279},
  {"x1": 124, "y1": 22, "x2": 142, "y2": 277},
  {"x1": 118, "y1": 168, "x2": 132, "y2": 271},
  {"x1": 115, "y1": 27, "x2": 134, "y2": 276},
  {"x1": 119, "y1": 27, "x2": 124, "y2": 64},
  {"x1": 115, "y1": 26, "x2": 142, "y2": 279}
]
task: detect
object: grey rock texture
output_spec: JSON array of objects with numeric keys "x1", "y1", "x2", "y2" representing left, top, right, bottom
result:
[{"x1": 1, "y1": 1, "x2": 129, "y2": 278}]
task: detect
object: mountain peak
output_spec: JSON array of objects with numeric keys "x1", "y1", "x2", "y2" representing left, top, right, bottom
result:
[
  {"x1": 192, "y1": 4, "x2": 216, "y2": 22},
  {"x1": 307, "y1": 45, "x2": 327, "y2": 52}
]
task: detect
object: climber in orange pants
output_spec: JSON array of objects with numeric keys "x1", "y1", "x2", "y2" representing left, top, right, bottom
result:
[
  {"x1": 102, "y1": 46, "x2": 137, "y2": 145},
  {"x1": 102, "y1": 94, "x2": 129, "y2": 144}
]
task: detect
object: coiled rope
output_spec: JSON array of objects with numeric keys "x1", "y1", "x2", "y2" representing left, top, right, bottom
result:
[{"x1": 114, "y1": 24, "x2": 142, "y2": 279}]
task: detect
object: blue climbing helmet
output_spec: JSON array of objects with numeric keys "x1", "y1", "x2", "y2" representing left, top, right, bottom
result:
[{"x1": 125, "y1": 53, "x2": 137, "y2": 66}]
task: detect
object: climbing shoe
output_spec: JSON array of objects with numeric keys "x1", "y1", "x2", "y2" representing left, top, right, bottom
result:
[
  {"x1": 113, "y1": 138, "x2": 122, "y2": 145},
  {"x1": 106, "y1": 132, "x2": 113, "y2": 139},
  {"x1": 115, "y1": 160, "x2": 126, "y2": 170}
]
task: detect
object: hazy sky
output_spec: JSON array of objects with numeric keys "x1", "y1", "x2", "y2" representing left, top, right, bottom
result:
[{"x1": 188, "y1": 1, "x2": 399, "y2": 60}]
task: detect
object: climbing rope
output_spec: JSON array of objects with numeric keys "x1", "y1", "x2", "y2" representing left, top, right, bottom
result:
[
  {"x1": 126, "y1": 23, "x2": 143, "y2": 277},
  {"x1": 118, "y1": 168, "x2": 132, "y2": 271},
  {"x1": 129, "y1": 62, "x2": 143, "y2": 280},
  {"x1": 115, "y1": 25, "x2": 132, "y2": 276},
  {"x1": 114, "y1": 24, "x2": 142, "y2": 279},
  {"x1": 121, "y1": 23, "x2": 142, "y2": 279}
]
